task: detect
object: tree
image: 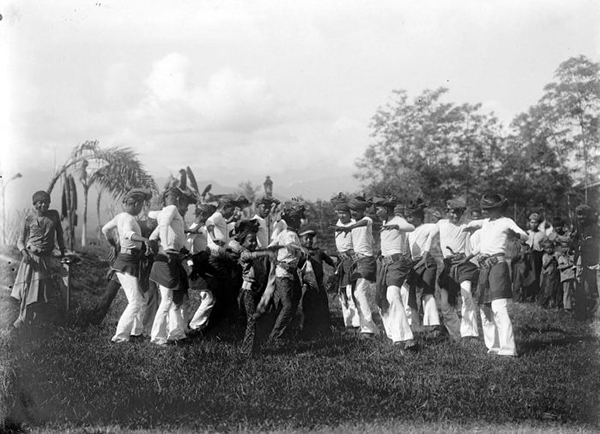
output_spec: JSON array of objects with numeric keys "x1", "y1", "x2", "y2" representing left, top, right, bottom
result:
[
  {"x1": 49, "y1": 140, "x2": 157, "y2": 247},
  {"x1": 538, "y1": 55, "x2": 600, "y2": 201},
  {"x1": 356, "y1": 88, "x2": 503, "y2": 206}
]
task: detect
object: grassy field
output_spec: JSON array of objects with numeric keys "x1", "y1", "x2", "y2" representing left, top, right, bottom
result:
[{"x1": 1, "y1": 245, "x2": 599, "y2": 433}]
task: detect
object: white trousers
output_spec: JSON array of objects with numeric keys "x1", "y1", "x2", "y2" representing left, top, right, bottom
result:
[
  {"x1": 380, "y1": 285, "x2": 413, "y2": 343},
  {"x1": 422, "y1": 294, "x2": 441, "y2": 326},
  {"x1": 354, "y1": 278, "x2": 380, "y2": 335},
  {"x1": 339, "y1": 284, "x2": 360, "y2": 328},
  {"x1": 150, "y1": 285, "x2": 187, "y2": 345},
  {"x1": 460, "y1": 281, "x2": 479, "y2": 337},
  {"x1": 189, "y1": 289, "x2": 216, "y2": 331},
  {"x1": 480, "y1": 298, "x2": 517, "y2": 356},
  {"x1": 112, "y1": 272, "x2": 146, "y2": 343}
]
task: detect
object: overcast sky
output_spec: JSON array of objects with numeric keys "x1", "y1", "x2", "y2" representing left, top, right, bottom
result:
[{"x1": 1, "y1": 0, "x2": 599, "y2": 206}]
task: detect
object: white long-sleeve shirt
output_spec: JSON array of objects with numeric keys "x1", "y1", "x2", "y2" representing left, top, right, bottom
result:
[
  {"x1": 408, "y1": 223, "x2": 437, "y2": 259},
  {"x1": 351, "y1": 216, "x2": 375, "y2": 257},
  {"x1": 149, "y1": 205, "x2": 186, "y2": 252},
  {"x1": 335, "y1": 219, "x2": 355, "y2": 253},
  {"x1": 427, "y1": 219, "x2": 469, "y2": 258},
  {"x1": 102, "y1": 212, "x2": 143, "y2": 250},
  {"x1": 467, "y1": 217, "x2": 529, "y2": 256}
]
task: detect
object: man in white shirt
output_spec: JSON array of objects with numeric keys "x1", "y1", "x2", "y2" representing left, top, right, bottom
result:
[
  {"x1": 425, "y1": 198, "x2": 479, "y2": 341},
  {"x1": 373, "y1": 197, "x2": 416, "y2": 349},
  {"x1": 466, "y1": 193, "x2": 529, "y2": 357},
  {"x1": 205, "y1": 195, "x2": 240, "y2": 327},
  {"x1": 252, "y1": 196, "x2": 279, "y2": 248},
  {"x1": 336, "y1": 196, "x2": 379, "y2": 338},
  {"x1": 405, "y1": 201, "x2": 441, "y2": 335},
  {"x1": 148, "y1": 187, "x2": 192, "y2": 346},
  {"x1": 101, "y1": 189, "x2": 153, "y2": 343},
  {"x1": 332, "y1": 199, "x2": 360, "y2": 331}
]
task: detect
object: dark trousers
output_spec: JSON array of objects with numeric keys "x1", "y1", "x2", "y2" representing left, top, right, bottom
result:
[{"x1": 269, "y1": 275, "x2": 301, "y2": 342}]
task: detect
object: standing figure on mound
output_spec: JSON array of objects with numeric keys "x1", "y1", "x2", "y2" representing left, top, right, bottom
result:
[
  {"x1": 335, "y1": 196, "x2": 379, "y2": 339},
  {"x1": 12, "y1": 190, "x2": 65, "y2": 329},
  {"x1": 205, "y1": 195, "x2": 241, "y2": 327},
  {"x1": 266, "y1": 201, "x2": 305, "y2": 346},
  {"x1": 148, "y1": 187, "x2": 194, "y2": 346},
  {"x1": 466, "y1": 194, "x2": 528, "y2": 357},
  {"x1": 372, "y1": 196, "x2": 417, "y2": 350},
  {"x1": 404, "y1": 200, "x2": 442, "y2": 336},
  {"x1": 298, "y1": 224, "x2": 334, "y2": 340},
  {"x1": 331, "y1": 195, "x2": 360, "y2": 333},
  {"x1": 424, "y1": 198, "x2": 479, "y2": 342},
  {"x1": 101, "y1": 189, "x2": 153, "y2": 343}
]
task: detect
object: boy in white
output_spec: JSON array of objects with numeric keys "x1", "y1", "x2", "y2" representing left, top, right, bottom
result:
[
  {"x1": 466, "y1": 194, "x2": 529, "y2": 356},
  {"x1": 336, "y1": 196, "x2": 379, "y2": 338},
  {"x1": 424, "y1": 199, "x2": 479, "y2": 341},
  {"x1": 405, "y1": 202, "x2": 441, "y2": 332},
  {"x1": 333, "y1": 201, "x2": 360, "y2": 330},
  {"x1": 148, "y1": 188, "x2": 189, "y2": 346},
  {"x1": 101, "y1": 189, "x2": 152, "y2": 343},
  {"x1": 373, "y1": 197, "x2": 416, "y2": 349}
]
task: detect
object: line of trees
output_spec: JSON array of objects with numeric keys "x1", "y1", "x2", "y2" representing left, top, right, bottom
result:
[{"x1": 355, "y1": 55, "x2": 600, "y2": 221}]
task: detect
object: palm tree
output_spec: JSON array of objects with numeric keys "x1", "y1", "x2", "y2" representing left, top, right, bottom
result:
[{"x1": 48, "y1": 140, "x2": 157, "y2": 247}]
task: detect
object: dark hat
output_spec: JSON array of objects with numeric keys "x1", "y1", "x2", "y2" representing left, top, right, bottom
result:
[
  {"x1": 407, "y1": 199, "x2": 427, "y2": 217},
  {"x1": 32, "y1": 190, "x2": 50, "y2": 204},
  {"x1": 335, "y1": 202, "x2": 350, "y2": 212},
  {"x1": 372, "y1": 196, "x2": 397, "y2": 208},
  {"x1": 256, "y1": 196, "x2": 279, "y2": 207},
  {"x1": 298, "y1": 224, "x2": 318, "y2": 237},
  {"x1": 281, "y1": 201, "x2": 306, "y2": 219},
  {"x1": 480, "y1": 194, "x2": 508, "y2": 210},
  {"x1": 233, "y1": 194, "x2": 251, "y2": 209},
  {"x1": 347, "y1": 196, "x2": 370, "y2": 211},
  {"x1": 122, "y1": 188, "x2": 153, "y2": 204}
]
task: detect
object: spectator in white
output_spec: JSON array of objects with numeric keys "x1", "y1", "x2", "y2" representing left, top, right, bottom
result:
[
  {"x1": 424, "y1": 198, "x2": 479, "y2": 342},
  {"x1": 101, "y1": 188, "x2": 153, "y2": 343},
  {"x1": 466, "y1": 193, "x2": 528, "y2": 357},
  {"x1": 335, "y1": 196, "x2": 379, "y2": 339},
  {"x1": 331, "y1": 194, "x2": 360, "y2": 331},
  {"x1": 252, "y1": 196, "x2": 278, "y2": 248},
  {"x1": 405, "y1": 200, "x2": 441, "y2": 335},
  {"x1": 148, "y1": 187, "x2": 193, "y2": 346},
  {"x1": 524, "y1": 212, "x2": 548, "y2": 301},
  {"x1": 373, "y1": 196, "x2": 416, "y2": 350}
]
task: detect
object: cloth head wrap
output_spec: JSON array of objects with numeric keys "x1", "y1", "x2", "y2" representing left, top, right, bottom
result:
[
  {"x1": 195, "y1": 203, "x2": 217, "y2": 216},
  {"x1": 347, "y1": 196, "x2": 369, "y2": 211},
  {"x1": 122, "y1": 188, "x2": 152, "y2": 204},
  {"x1": 235, "y1": 219, "x2": 260, "y2": 242},
  {"x1": 407, "y1": 199, "x2": 427, "y2": 218},
  {"x1": 233, "y1": 194, "x2": 251, "y2": 209},
  {"x1": 331, "y1": 192, "x2": 350, "y2": 212},
  {"x1": 335, "y1": 202, "x2": 350, "y2": 212},
  {"x1": 256, "y1": 196, "x2": 278, "y2": 207},
  {"x1": 32, "y1": 190, "x2": 50, "y2": 204},
  {"x1": 372, "y1": 196, "x2": 397, "y2": 208},
  {"x1": 281, "y1": 201, "x2": 306, "y2": 220},
  {"x1": 218, "y1": 194, "x2": 236, "y2": 206},
  {"x1": 161, "y1": 187, "x2": 197, "y2": 206},
  {"x1": 446, "y1": 198, "x2": 466, "y2": 211},
  {"x1": 480, "y1": 194, "x2": 508, "y2": 210}
]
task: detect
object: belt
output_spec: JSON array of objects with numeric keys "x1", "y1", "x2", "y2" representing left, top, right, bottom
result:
[
  {"x1": 338, "y1": 250, "x2": 354, "y2": 260},
  {"x1": 380, "y1": 253, "x2": 409, "y2": 265},
  {"x1": 477, "y1": 253, "x2": 506, "y2": 267},
  {"x1": 120, "y1": 247, "x2": 140, "y2": 255}
]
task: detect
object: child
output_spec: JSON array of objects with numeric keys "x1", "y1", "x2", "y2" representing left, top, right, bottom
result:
[
  {"x1": 538, "y1": 239, "x2": 560, "y2": 309},
  {"x1": 466, "y1": 193, "x2": 529, "y2": 357},
  {"x1": 12, "y1": 190, "x2": 65, "y2": 329},
  {"x1": 236, "y1": 220, "x2": 276, "y2": 356},
  {"x1": 557, "y1": 246, "x2": 575, "y2": 312},
  {"x1": 186, "y1": 204, "x2": 217, "y2": 335},
  {"x1": 101, "y1": 189, "x2": 153, "y2": 342},
  {"x1": 298, "y1": 224, "x2": 334, "y2": 339}
]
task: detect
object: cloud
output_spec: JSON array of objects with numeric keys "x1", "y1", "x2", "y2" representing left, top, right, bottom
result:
[{"x1": 130, "y1": 54, "x2": 292, "y2": 135}]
